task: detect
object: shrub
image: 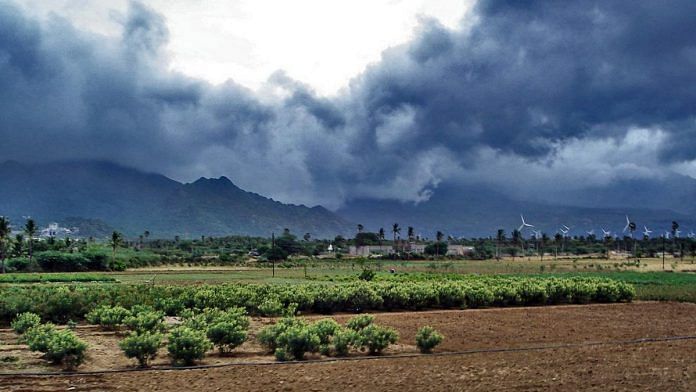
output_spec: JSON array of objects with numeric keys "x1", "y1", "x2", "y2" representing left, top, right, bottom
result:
[
  {"x1": 119, "y1": 332, "x2": 163, "y2": 367},
  {"x1": 332, "y1": 328, "x2": 356, "y2": 357},
  {"x1": 310, "y1": 319, "x2": 341, "y2": 346},
  {"x1": 24, "y1": 323, "x2": 57, "y2": 352},
  {"x1": 355, "y1": 324, "x2": 398, "y2": 355},
  {"x1": 44, "y1": 329, "x2": 88, "y2": 371},
  {"x1": 11, "y1": 312, "x2": 41, "y2": 334},
  {"x1": 358, "y1": 269, "x2": 375, "y2": 281},
  {"x1": 275, "y1": 325, "x2": 320, "y2": 360},
  {"x1": 415, "y1": 326, "x2": 444, "y2": 354},
  {"x1": 257, "y1": 317, "x2": 305, "y2": 352},
  {"x1": 167, "y1": 327, "x2": 212, "y2": 366},
  {"x1": 346, "y1": 314, "x2": 374, "y2": 331},
  {"x1": 206, "y1": 321, "x2": 248, "y2": 354},
  {"x1": 85, "y1": 305, "x2": 131, "y2": 330},
  {"x1": 258, "y1": 298, "x2": 284, "y2": 317},
  {"x1": 124, "y1": 311, "x2": 166, "y2": 333}
]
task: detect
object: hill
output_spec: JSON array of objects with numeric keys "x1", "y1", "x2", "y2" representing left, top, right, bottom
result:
[{"x1": 0, "y1": 161, "x2": 351, "y2": 238}]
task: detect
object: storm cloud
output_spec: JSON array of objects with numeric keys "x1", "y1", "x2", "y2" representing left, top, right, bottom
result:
[{"x1": 1, "y1": 0, "x2": 695, "y2": 209}]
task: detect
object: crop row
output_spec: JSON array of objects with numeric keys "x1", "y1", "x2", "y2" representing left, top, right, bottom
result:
[{"x1": 0, "y1": 276, "x2": 633, "y2": 324}]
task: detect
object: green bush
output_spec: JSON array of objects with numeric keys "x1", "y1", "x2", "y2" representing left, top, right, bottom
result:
[
  {"x1": 24, "y1": 323, "x2": 57, "y2": 352},
  {"x1": 358, "y1": 269, "x2": 375, "y2": 281},
  {"x1": 346, "y1": 314, "x2": 375, "y2": 331},
  {"x1": 167, "y1": 327, "x2": 212, "y2": 366},
  {"x1": 332, "y1": 328, "x2": 357, "y2": 357},
  {"x1": 86, "y1": 305, "x2": 132, "y2": 330},
  {"x1": 119, "y1": 331, "x2": 163, "y2": 367},
  {"x1": 258, "y1": 297, "x2": 284, "y2": 317},
  {"x1": 124, "y1": 311, "x2": 166, "y2": 333},
  {"x1": 44, "y1": 329, "x2": 88, "y2": 371},
  {"x1": 257, "y1": 317, "x2": 306, "y2": 353},
  {"x1": 310, "y1": 319, "x2": 340, "y2": 346},
  {"x1": 206, "y1": 321, "x2": 248, "y2": 354},
  {"x1": 355, "y1": 324, "x2": 398, "y2": 355},
  {"x1": 415, "y1": 326, "x2": 444, "y2": 353},
  {"x1": 275, "y1": 325, "x2": 320, "y2": 361},
  {"x1": 11, "y1": 312, "x2": 41, "y2": 334}
]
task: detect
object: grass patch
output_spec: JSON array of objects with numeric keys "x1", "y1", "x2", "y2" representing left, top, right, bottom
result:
[{"x1": 0, "y1": 273, "x2": 117, "y2": 284}]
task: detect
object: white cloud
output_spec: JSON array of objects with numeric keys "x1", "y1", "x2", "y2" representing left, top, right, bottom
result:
[{"x1": 18, "y1": 0, "x2": 473, "y2": 96}]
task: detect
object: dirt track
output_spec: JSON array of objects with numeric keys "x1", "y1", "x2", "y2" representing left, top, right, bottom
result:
[{"x1": 2, "y1": 302, "x2": 695, "y2": 391}]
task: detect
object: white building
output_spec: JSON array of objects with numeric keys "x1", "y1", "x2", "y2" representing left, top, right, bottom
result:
[{"x1": 40, "y1": 222, "x2": 75, "y2": 239}]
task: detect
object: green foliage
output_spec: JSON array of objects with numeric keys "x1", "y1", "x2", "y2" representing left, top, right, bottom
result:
[
  {"x1": 354, "y1": 324, "x2": 398, "y2": 355},
  {"x1": 167, "y1": 327, "x2": 212, "y2": 366},
  {"x1": 358, "y1": 269, "x2": 375, "y2": 281},
  {"x1": 85, "y1": 305, "x2": 132, "y2": 330},
  {"x1": 258, "y1": 297, "x2": 284, "y2": 316},
  {"x1": 24, "y1": 323, "x2": 57, "y2": 352},
  {"x1": 119, "y1": 331, "x2": 163, "y2": 367},
  {"x1": 11, "y1": 312, "x2": 41, "y2": 334},
  {"x1": 415, "y1": 326, "x2": 444, "y2": 353},
  {"x1": 44, "y1": 329, "x2": 88, "y2": 370},
  {"x1": 331, "y1": 328, "x2": 357, "y2": 357},
  {"x1": 257, "y1": 317, "x2": 305, "y2": 352},
  {"x1": 0, "y1": 272, "x2": 116, "y2": 283},
  {"x1": 310, "y1": 318, "x2": 340, "y2": 346},
  {"x1": 206, "y1": 321, "x2": 248, "y2": 354},
  {"x1": 0, "y1": 276, "x2": 636, "y2": 325},
  {"x1": 275, "y1": 325, "x2": 320, "y2": 360},
  {"x1": 346, "y1": 314, "x2": 375, "y2": 331},
  {"x1": 123, "y1": 311, "x2": 166, "y2": 333}
]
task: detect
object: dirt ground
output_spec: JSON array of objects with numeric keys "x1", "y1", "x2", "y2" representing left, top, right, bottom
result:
[{"x1": 1, "y1": 302, "x2": 695, "y2": 391}]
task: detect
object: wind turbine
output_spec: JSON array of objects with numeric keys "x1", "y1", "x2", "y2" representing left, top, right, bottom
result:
[
  {"x1": 518, "y1": 215, "x2": 534, "y2": 232},
  {"x1": 559, "y1": 226, "x2": 569, "y2": 237},
  {"x1": 643, "y1": 226, "x2": 652, "y2": 238},
  {"x1": 623, "y1": 215, "x2": 636, "y2": 238},
  {"x1": 601, "y1": 228, "x2": 611, "y2": 238},
  {"x1": 586, "y1": 229, "x2": 595, "y2": 237},
  {"x1": 688, "y1": 230, "x2": 695, "y2": 239}
]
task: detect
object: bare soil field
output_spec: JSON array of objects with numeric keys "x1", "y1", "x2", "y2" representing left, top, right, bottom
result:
[{"x1": 1, "y1": 302, "x2": 695, "y2": 391}]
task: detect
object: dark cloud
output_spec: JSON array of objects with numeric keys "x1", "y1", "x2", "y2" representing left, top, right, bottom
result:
[{"x1": 0, "y1": 0, "x2": 695, "y2": 209}]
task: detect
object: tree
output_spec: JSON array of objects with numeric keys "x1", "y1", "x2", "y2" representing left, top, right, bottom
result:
[
  {"x1": 0, "y1": 216, "x2": 10, "y2": 273},
  {"x1": 357, "y1": 224, "x2": 364, "y2": 233},
  {"x1": 511, "y1": 229, "x2": 521, "y2": 261},
  {"x1": 435, "y1": 231, "x2": 444, "y2": 258},
  {"x1": 303, "y1": 233, "x2": 311, "y2": 242},
  {"x1": 24, "y1": 218, "x2": 37, "y2": 263},
  {"x1": 110, "y1": 231, "x2": 123, "y2": 267},
  {"x1": 496, "y1": 229, "x2": 505, "y2": 260},
  {"x1": 378, "y1": 228, "x2": 385, "y2": 248},
  {"x1": 407, "y1": 227, "x2": 415, "y2": 242},
  {"x1": 391, "y1": 223, "x2": 401, "y2": 254}
]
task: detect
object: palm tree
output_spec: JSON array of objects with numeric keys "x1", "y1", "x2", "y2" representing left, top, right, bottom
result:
[
  {"x1": 0, "y1": 216, "x2": 11, "y2": 273},
  {"x1": 24, "y1": 218, "x2": 36, "y2": 263},
  {"x1": 392, "y1": 223, "x2": 401, "y2": 254},
  {"x1": 303, "y1": 232, "x2": 311, "y2": 242},
  {"x1": 357, "y1": 224, "x2": 364, "y2": 234},
  {"x1": 378, "y1": 228, "x2": 385, "y2": 248},
  {"x1": 407, "y1": 227, "x2": 415, "y2": 242},
  {"x1": 110, "y1": 231, "x2": 122, "y2": 268}
]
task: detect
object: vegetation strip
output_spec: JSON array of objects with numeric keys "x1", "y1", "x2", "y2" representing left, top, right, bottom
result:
[
  {"x1": 2, "y1": 334, "x2": 694, "y2": 377},
  {"x1": 0, "y1": 276, "x2": 635, "y2": 324}
]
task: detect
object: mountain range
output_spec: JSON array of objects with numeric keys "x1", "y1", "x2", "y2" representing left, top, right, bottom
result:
[
  {"x1": 0, "y1": 160, "x2": 694, "y2": 239},
  {"x1": 0, "y1": 161, "x2": 350, "y2": 238}
]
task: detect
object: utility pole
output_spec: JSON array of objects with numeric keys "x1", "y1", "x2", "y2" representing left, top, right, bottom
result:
[{"x1": 271, "y1": 232, "x2": 275, "y2": 278}]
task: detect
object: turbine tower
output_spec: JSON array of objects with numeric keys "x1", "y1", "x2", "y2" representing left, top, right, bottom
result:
[{"x1": 623, "y1": 215, "x2": 636, "y2": 238}]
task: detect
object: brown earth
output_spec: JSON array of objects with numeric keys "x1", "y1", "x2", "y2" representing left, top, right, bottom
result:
[{"x1": 1, "y1": 302, "x2": 695, "y2": 391}]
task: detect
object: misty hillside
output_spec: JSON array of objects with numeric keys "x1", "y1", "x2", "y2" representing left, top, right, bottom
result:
[{"x1": 0, "y1": 161, "x2": 352, "y2": 238}]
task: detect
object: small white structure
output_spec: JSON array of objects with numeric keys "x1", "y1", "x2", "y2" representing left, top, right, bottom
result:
[{"x1": 40, "y1": 222, "x2": 74, "y2": 239}]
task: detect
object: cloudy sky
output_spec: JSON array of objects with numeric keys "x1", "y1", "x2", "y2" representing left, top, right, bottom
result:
[{"x1": 1, "y1": 0, "x2": 695, "y2": 209}]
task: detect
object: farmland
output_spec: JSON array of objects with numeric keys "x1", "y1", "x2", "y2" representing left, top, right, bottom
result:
[
  {"x1": 1, "y1": 302, "x2": 695, "y2": 391},
  {"x1": 0, "y1": 256, "x2": 694, "y2": 390}
]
